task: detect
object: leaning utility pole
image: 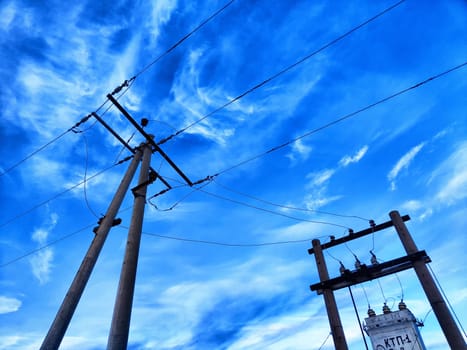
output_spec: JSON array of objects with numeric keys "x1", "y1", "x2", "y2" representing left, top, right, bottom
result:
[
  {"x1": 40, "y1": 150, "x2": 143, "y2": 350},
  {"x1": 390, "y1": 211, "x2": 467, "y2": 350},
  {"x1": 41, "y1": 91, "x2": 192, "y2": 349},
  {"x1": 107, "y1": 143, "x2": 152, "y2": 349},
  {"x1": 311, "y1": 239, "x2": 348, "y2": 350}
]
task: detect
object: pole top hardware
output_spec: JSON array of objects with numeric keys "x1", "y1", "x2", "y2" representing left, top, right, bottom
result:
[{"x1": 107, "y1": 94, "x2": 193, "y2": 187}]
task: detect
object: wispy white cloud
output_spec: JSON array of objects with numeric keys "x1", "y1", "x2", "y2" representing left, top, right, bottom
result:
[
  {"x1": 388, "y1": 142, "x2": 426, "y2": 191},
  {"x1": 128, "y1": 257, "x2": 310, "y2": 349},
  {"x1": 400, "y1": 200, "x2": 433, "y2": 221},
  {"x1": 432, "y1": 141, "x2": 467, "y2": 205},
  {"x1": 339, "y1": 145, "x2": 368, "y2": 167},
  {"x1": 0, "y1": 2, "x2": 16, "y2": 31},
  {"x1": 0, "y1": 296, "x2": 21, "y2": 314},
  {"x1": 167, "y1": 48, "x2": 239, "y2": 144},
  {"x1": 145, "y1": 0, "x2": 178, "y2": 47},
  {"x1": 287, "y1": 139, "x2": 312, "y2": 165},
  {"x1": 0, "y1": 335, "x2": 22, "y2": 349},
  {"x1": 306, "y1": 169, "x2": 335, "y2": 188},
  {"x1": 303, "y1": 169, "x2": 341, "y2": 210},
  {"x1": 29, "y1": 213, "x2": 58, "y2": 284}
]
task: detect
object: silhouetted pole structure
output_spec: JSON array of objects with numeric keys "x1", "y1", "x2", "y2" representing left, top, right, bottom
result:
[
  {"x1": 389, "y1": 210, "x2": 467, "y2": 350},
  {"x1": 40, "y1": 150, "x2": 143, "y2": 350},
  {"x1": 312, "y1": 239, "x2": 348, "y2": 350},
  {"x1": 107, "y1": 143, "x2": 152, "y2": 350}
]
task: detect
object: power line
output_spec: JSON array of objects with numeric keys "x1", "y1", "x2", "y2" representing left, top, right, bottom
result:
[
  {"x1": 148, "y1": 174, "x2": 352, "y2": 229},
  {"x1": 157, "y1": 0, "x2": 406, "y2": 145},
  {"x1": 348, "y1": 285, "x2": 370, "y2": 350},
  {"x1": 148, "y1": 181, "x2": 210, "y2": 212},
  {"x1": 0, "y1": 224, "x2": 93, "y2": 268},
  {"x1": 317, "y1": 332, "x2": 332, "y2": 350},
  {"x1": 0, "y1": 76, "x2": 134, "y2": 178},
  {"x1": 1, "y1": 219, "x2": 328, "y2": 268},
  {"x1": 144, "y1": 63, "x2": 467, "y2": 238},
  {"x1": 133, "y1": 0, "x2": 237, "y2": 79},
  {"x1": 141, "y1": 229, "x2": 328, "y2": 247},
  {"x1": 0, "y1": 206, "x2": 136, "y2": 268},
  {"x1": 0, "y1": 161, "x2": 128, "y2": 229},
  {"x1": 212, "y1": 178, "x2": 370, "y2": 221},
  {"x1": 0, "y1": 117, "x2": 90, "y2": 177},
  {"x1": 207, "y1": 61, "x2": 467, "y2": 177},
  {"x1": 1, "y1": 0, "x2": 230, "y2": 177},
  {"x1": 192, "y1": 186, "x2": 351, "y2": 229},
  {"x1": 81, "y1": 133, "x2": 100, "y2": 219},
  {"x1": 427, "y1": 264, "x2": 467, "y2": 338}
]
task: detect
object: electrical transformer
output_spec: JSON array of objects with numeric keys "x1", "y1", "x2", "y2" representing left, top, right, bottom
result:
[{"x1": 364, "y1": 302, "x2": 426, "y2": 350}]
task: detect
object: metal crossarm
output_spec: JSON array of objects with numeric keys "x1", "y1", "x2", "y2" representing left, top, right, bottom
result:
[{"x1": 107, "y1": 94, "x2": 193, "y2": 186}]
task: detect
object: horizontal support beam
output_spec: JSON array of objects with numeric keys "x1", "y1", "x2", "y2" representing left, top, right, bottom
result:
[
  {"x1": 107, "y1": 94, "x2": 193, "y2": 186},
  {"x1": 308, "y1": 215, "x2": 410, "y2": 254},
  {"x1": 92, "y1": 112, "x2": 135, "y2": 153},
  {"x1": 92, "y1": 112, "x2": 171, "y2": 189},
  {"x1": 310, "y1": 250, "x2": 430, "y2": 294}
]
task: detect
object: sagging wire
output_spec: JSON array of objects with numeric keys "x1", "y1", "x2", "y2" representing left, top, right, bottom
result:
[
  {"x1": 360, "y1": 284, "x2": 372, "y2": 310},
  {"x1": 348, "y1": 285, "x2": 370, "y2": 350},
  {"x1": 212, "y1": 178, "x2": 370, "y2": 222},
  {"x1": 148, "y1": 178, "x2": 213, "y2": 212},
  {"x1": 147, "y1": 173, "x2": 354, "y2": 229},
  {"x1": 427, "y1": 264, "x2": 467, "y2": 338},
  {"x1": 377, "y1": 278, "x2": 388, "y2": 306},
  {"x1": 141, "y1": 229, "x2": 327, "y2": 247},
  {"x1": 0, "y1": 114, "x2": 94, "y2": 178},
  {"x1": 0, "y1": 224, "x2": 94, "y2": 268},
  {"x1": 81, "y1": 133, "x2": 100, "y2": 219},
  {"x1": 1, "y1": 205, "x2": 135, "y2": 268},
  {"x1": 371, "y1": 253, "x2": 405, "y2": 303},
  {"x1": 157, "y1": 0, "x2": 407, "y2": 145},
  {"x1": 0, "y1": 157, "x2": 133, "y2": 230},
  {"x1": 197, "y1": 187, "x2": 351, "y2": 229},
  {"x1": 317, "y1": 332, "x2": 332, "y2": 350}
]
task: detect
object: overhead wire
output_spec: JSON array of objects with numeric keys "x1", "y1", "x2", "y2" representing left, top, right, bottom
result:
[
  {"x1": 209, "y1": 61, "x2": 467, "y2": 178},
  {"x1": 171, "y1": 179, "x2": 352, "y2": 229},
  {"x1": 0, "y1": 206, "x2": 136, "y2": 268},
  {"x1": 0, "y1": 0, "x2": 407, "y2": 180},
  {"x1": 133, "y1": 0, "x2": 237, "y2": 79},
  {"x1": 317, "y1": 332, "x2": 332, "y2": 350},
  {"x1": 377, "y1": 278, "x2": 388, "y2": 304},
  {"x1": 1, "y1": 220, "x2": 330, "y2": 269},
  {"x1": 0, "y1": 66, "x2": 133, "y2": 178},
  {"x1": 157, "y1": 0, "x2": 406, "y2": 145},
  {"x1": 141, "y1": 229, "x2": 330, "y2": 248},
  {"x1": 360, "y1": 284, "x2": 372, "y2": 309},
  {"x1": 0, "y1": 118, "x2": 90, "y2": 177},
  {"x1": 0, "y1": 158, "x2": 132, "y2": 229},
  {"x1": 0, "y1": 78, "x2": 141, "y2": 229},
  {"x1": 211, "y1": 178, "x2": 370, "y2": 221},
  {"x1": 427, "y1": 264, "x2": 467, "y2": 338},
  {"x1": 0, "y1": 224, "x2": 94, "y2": 268},
  {"x1": 0, "y1": 0, "x2": 240, "y2": 265},
  {"x1": 81, "y1": 133, "x2": 100, "y2": 219},
  {"x1": 348, "y1": 285, "x2": 370, "y2": 350},
  {"x1": 148, "y1": 180, "x2": 211, "y2": 212}
]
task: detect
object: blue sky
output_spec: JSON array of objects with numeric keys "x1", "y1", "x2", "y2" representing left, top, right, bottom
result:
[{"x1": 0, "y1": 0, "x2": 466, "y2": 349}]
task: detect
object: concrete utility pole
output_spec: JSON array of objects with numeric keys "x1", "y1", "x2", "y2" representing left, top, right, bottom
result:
[
  {"x1": 311, "y1": 239, "x2": 348, "y2": 350},
  {"x1": 40, "y1": 150, "x2": 143, "y2": 350},
  {"x1": 389, "y1": 210, "x2": 467, "y2": 350},
  {"x1": 107, "y1": 143, "x2": 152, "y2": 350}
]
